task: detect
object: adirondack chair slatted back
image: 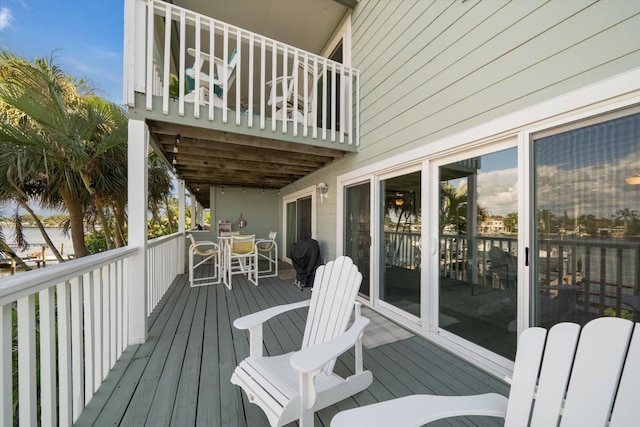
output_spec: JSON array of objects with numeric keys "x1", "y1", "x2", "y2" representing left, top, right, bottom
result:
[
  {"x1": 609, "y1": 324, "x2": 640, "y2": 426},
  {"x1": 559, "y1": 317, "x2": 633, "y2": 427},
  {"x1": 505, "y1": 317, "x2": 636, "y2": 427},
  {"x1": 301, "y1": 256, "x2": 362, "y2": 375}
]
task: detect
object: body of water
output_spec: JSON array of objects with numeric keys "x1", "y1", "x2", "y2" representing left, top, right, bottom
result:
[{"x1": 1, "y1": 227, "x2": 74, "y2": 278}]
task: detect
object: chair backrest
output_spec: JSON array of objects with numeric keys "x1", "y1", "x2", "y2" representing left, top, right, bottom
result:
[
  {"x1": 504, "y1": 316, "x2": 637, "y2": 426},
  {"x1": 257, "y1": 231, "x2": 277, "y2": 251},
  {"x1": 230, "y1": 234, "x2": 255, "y2": 254},
  {"x1": 301, "y1": 256, "x2": 362, "y2": 374},
  {"x1": 289, "y1": 61, "x2": 316, "y2": 111},
  {"x1": 213, "y1": 48, "x2": 238, "y2": 98}
]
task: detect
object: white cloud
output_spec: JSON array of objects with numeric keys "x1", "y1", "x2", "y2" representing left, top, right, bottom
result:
[{"x1": 0, "y1": 7, "x2": 12, "y2": 30}]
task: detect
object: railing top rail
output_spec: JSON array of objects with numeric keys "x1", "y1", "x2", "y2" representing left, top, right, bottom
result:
[
  {"x1": 148, "y1": 0, "x2": 359, "y2": 77},
  {"x1": 148, "y1": 231, "x2": 184, "y2": 248},
  {"x1": 0, "y1": 246, "x2": 138, "y2": 306}
]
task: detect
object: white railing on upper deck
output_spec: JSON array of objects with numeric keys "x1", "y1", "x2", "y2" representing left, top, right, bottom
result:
[
  {"x1": 125, "y1": 0, "x2": 360, "y2": 146},
  {"x1": 0, "y1": 232, "x2": 184, "y2": 426}
]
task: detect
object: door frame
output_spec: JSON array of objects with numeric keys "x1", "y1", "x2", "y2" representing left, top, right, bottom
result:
[
  {"x1": 282, "y1": 185, "x2": 317, "y2": 264},
  {"x1": 427, "y1": 135, "x2": 522, "y2": 369}
]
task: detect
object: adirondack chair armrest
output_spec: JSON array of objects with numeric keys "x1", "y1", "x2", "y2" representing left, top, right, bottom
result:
[
  {"x1": 290, "y1": 316, "x2": 370, "y2": 373},
  {"x1": 234, "y1": 299, "x2": 312, "y2": 358},
  {"x1": 265, "y1": 75, "x2": 291, "y2": 88},
  {"x1": 330, "y1": 393, "x2": 508, "y2": 427},
  {"x1": 234, "y1": 299, "x2": 311, "y2": 330}
]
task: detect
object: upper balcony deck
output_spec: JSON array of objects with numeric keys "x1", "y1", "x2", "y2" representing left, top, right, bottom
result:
[{"x1": 124, "y1": 0, "x2": 360, "y2": 205}]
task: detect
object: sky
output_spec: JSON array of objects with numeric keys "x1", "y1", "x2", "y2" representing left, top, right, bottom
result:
[{"x1": 0, "y1": 0, "x2": 124, "y2": 103}]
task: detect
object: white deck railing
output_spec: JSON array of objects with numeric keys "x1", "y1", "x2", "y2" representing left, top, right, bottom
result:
[
  {"x1": 124, "y1": 0, "x2": 360, "y2": 146},
  {"x1": 0, "y1": 232, "x2": 184, "y2": 426}
]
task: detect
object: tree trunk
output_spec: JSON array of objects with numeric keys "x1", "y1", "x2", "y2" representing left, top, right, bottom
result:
[
  {"x1": 164, "y1": 196, "x2": 175, "y2": 234},
  {"x1": 95, "y1": 197, "x2": 113, "y2": 250},
  {"x1": 20, "y1": 200, "x2": 65, "y2": 262},
  {"x1": 113, "y1": 199, "x2": 126, "y2": 247},
  {"x1": 60, "y1": 186, "x2": 87, "y2": 258}
]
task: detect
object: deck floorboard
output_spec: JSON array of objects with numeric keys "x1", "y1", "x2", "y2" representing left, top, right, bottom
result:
[{"x1": 76, "y1": 266, "x2": 508, "y2": 426}]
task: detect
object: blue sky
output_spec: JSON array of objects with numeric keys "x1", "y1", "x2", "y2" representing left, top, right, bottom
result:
[{"x1": 0, "y1": 0, "x2": 124, "y2": 103}]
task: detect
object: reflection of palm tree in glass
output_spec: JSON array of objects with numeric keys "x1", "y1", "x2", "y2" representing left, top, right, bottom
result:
[
  {"x1": 439, "y1": 184, "x2": 488, "y2": 235},
  {"x1": 616, "y1": 208, "x2": 639, "y2": 235},
  {"x1": 440, "y1": 184, "x2": 467, "y2": 234}
]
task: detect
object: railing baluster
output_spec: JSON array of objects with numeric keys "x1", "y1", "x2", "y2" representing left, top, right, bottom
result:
[
  {"x1": 292, "y1": 49, "x2": 299, "y2": 137},
  {"x1": 162, "y1": 2, "x2": 171, "y2": 114},
  {"x1": 0, "y1": 304, "x2": 13, "y2": 427},
  {"x1": 17, "y1": 294, "x2": 37, "y2": 424},
  {"x1": 248, "y1": 32, "x2": 254, "y2": 128},
  {"x1": 271, "y1": 41, "x2": 277, "y2": 132},
  {"x1": 339, "y1": 62, "x2": 345, "y2": 143},
  {"x1": 322, "y1": 58, "x2": 327, "y2": 141},
  {"x1": 260, "y1": 38, "x2": 266, "y2": 129},
  {"x1": 208, "y1": 19, "x2": 215, "y2": 121},
  {"x1": 222, "y1": 25, "x2": 229, "y2": 123},
  {"x1": 110, "y1": 263, "x2": 118, "y2": 369},
  {"x1": 40, "y1": 288, "x2": 57, "y2": 427},
  {"x1": 331, "y1": 61, "x2": 336, "y2": 142},
  {"x1": 282, "y1": 45, "x2": 289, "y2": 134},
  {"x1": 178, "y1": 9, "x2": 186, "y2": 117},
  {"x1": 193, "y1": 14, "x2": 202, "y2": 118},
  {"x1": 312, "y1": 55, "x2": 318, "y2": 139},
  {"x1": 83, "y1": 272, "x2": 95, "y2": 402},
  {"x1": 56, "y1": 281, "x2": 72, "y2": 426},
  {"x1": 236, "y1": 27, "x2": 242, "y2": 125},
  {"x1": 145, "y1": 0, "x2": 155, "y2": 110}
]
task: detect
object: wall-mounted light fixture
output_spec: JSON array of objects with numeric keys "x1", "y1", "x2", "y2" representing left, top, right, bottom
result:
[
  {"x1": 625, "y1": 174, "x2": 640, "y2": 185},
  {"x1": 237, "y1": 213, "x2": 247, "y2": 229},
  {"x1": 317, "y1": 182, "x2": 329, "y2": 202}
]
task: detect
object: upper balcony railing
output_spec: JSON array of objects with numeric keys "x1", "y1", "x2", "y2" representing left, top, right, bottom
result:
[{"x1": 124, "y1": 0, "x2": 360, "y2": 146}]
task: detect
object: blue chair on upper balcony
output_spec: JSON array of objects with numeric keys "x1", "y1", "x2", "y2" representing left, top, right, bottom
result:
[{"x1": 185, "y1": 47, "x2": 237, "y2": 108}]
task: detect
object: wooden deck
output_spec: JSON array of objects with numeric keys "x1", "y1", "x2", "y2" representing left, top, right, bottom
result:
[{"x1": 75, "y1": 265, "x2": 508, "y2": 427}]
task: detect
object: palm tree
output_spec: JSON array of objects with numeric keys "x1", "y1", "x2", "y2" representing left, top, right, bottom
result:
[{"x1": 0, "y1": 50, "x2": 128, "y2": 257}]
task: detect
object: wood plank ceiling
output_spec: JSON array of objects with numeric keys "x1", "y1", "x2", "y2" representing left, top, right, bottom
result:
[{"x1": 148, "y1": 120, "x2": 348, "y2": 208}]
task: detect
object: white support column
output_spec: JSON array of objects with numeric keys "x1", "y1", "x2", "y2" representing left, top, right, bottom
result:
[
  {"x1": 178, "y1": 179, "x2": 186, "y2": 274},
  {"x1": 191, "y1": 195, "x2": 197, "y2": 229},
  {"x1": 127, "y1": 119, "x2": 148, "y2": 344},
  {"x1": 178, "y1": 180, "x2": 186, "y2": 233}
]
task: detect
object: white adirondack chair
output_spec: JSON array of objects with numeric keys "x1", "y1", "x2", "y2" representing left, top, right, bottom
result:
[
  {"x1": 230, "y1": 256, "x2": 373, "y2": 427},
  {"x1": 331, "y1": 316, "x2": 639, "y2": 427}
]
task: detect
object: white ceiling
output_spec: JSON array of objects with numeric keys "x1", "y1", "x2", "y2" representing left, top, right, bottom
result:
[{"x1": 173, "y1": 0, "x2": 350, "y2": 55}]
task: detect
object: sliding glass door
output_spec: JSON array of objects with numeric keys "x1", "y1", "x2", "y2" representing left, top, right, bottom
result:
[
  {"x1": 379, "y1": 169, "x2": 421, "y2": 318},
  {"x1": 532, "y1": 110, "x2": 640, "y2": 327},
  {"x1": 345, "y1": 182, "x2": 371, "y2": 298},
  {"x1": 437, "y1": 146, "x2": 519, "y2": 360}
]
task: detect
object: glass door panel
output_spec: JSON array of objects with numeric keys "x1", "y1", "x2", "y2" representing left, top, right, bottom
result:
[
  {"x1": 438, "y1": 148, "x2": 518, "y2": 360},
  {"x1": 532, "y1": 111, "x2": 640, "y2": 327},
  {"x1": 345, "y1": 182, "x2": 371, "y2": 298},
  {"x1": 379, "y1": 171, "x2": 421, "y2": 317},
  {"x1": 285, "y1": 196, "x2": 312, "y2": 258}
]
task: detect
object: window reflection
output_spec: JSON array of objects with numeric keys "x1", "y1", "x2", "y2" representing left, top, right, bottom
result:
[
  {"x1": 533, "y1": 111, "x2": 640, "y2": 327},
  {"x1": 439, "y1": 149, "x2": 518, "y2": 360}
]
